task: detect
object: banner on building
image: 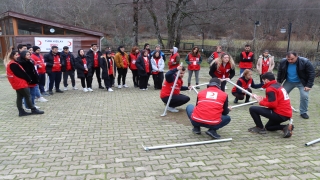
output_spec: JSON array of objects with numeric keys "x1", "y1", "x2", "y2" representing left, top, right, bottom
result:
[{"x1": 34, "y1": 37, "x2": 73, "y2": 52}]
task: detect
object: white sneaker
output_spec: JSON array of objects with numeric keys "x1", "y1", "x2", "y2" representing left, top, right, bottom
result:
[
  {"x1": 38, "y1": 97, "x2": 48, "y2": 102},
  {"x1": 83, "y1": 88, "x2": 88, "y2": 92},
  {"x1": 108, "y1": 88, "x2": 113, "y2": 92},
  {"x1": 118, "y1": 85, "x2": 122, "y2": 89},
  {"x1": 88, "y1": 88, "x2": 93, "y2": 92},
  {"x1": 225, "y1": 86, "x2": 228, "y2": 90},
  {"x1": 123, "y1": 84, "x2": 129, "y2": 88},
  {"x1": 167, "y1": 107, "x2": 179, "y2": 113},
  {"x1": 35, "y1": 105, "x2": 40, "y2": 109},
  {"x1": 64, "y1": 87, "x2": 68, "y2": 91},
  {"x1": 73, "y1": 87, "x2": 78, "y2": 90},
  {"x1": 260, "y1": 88, "x2": 264, "y2": 91},
  {"x1": 141, "y1": 89, "x2": 146, "y2": 91}
]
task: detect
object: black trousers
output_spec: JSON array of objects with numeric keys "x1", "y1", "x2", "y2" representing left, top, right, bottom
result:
[
  {"x1": 63, "y1": 70, "x2": 75, "y2": 87},
  {"x1": 104, "y1": 75, "x2": 115, "y2": 89},
  {"x1": 80, "y1": 74, "x2": 92, "y2": 88},
  {"x1": 249, "y1": 106, "x2": 290, "y2": 130},
  {"x1": 220, "y1": 81, "x2": 227, "y2": 92},
  {"x1": 92, "y1": 67, "x2": 102, "y2": 86},
  {"x1": 161, "y1": 94, "x2": 190, "y2": 108},
  {"x1": 152, "y1": 72, "x2": 164, "y2": 89},
  {"x1": 131, "y1": 69, "x2": 139, "y2": 86},
  {"x1": 139, "y1": 75, "x2": 149, "y2": 89},
  {"x1": 16, "y1": 88, "x2": 35, "y2": 110},
  {"x1": 117, "y1": 68, "x2": 128, "y2": 85},
  {"x1": 48, "y1": 71, "x2": 62, "y2": 91},
  {"x1": 232, "y1": 88, "x2": 252, "y2": 102}
]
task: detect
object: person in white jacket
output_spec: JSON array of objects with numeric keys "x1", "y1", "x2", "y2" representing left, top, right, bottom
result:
[
  {"x1": 256, "y1": 50, "x2": 275, "y2": 89},
  {"x1": 151, "y1": 51, "x2": 165, "y2": 90}
]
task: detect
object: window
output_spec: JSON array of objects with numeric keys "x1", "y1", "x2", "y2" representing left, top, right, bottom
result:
[
  {"x1": 17, "y1": 19, "x2": 42, "y2": 35},
  {"x1": 43, "y1": 25, "x2": 64, "y2": 35}
]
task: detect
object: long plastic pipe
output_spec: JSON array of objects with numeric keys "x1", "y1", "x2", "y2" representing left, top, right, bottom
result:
[
  {"x1": 231, "y1": 101, "x2": 257, "y2": 108},
  {"x1": 305, "y1": 138, "x2": 320, "y2": 146},
  {"x1": 161, "y1": 63, "x2": 183, "y2": 116},
  {"x1": 142, "y1": 138, "x2": 232, "y2": 151}
]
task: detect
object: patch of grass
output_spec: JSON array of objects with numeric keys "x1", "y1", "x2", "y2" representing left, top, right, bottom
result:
[{"x1": 0, "y1": 64, "x2": 5, "y2": 74}]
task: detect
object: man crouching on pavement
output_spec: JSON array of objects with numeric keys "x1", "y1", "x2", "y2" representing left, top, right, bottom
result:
[
  {"x1": 160, "y1": 65, "x2": 191, "y2": 112},
  {"x1": 186, "y1": 78, "x2": 231, "y2": 139}
]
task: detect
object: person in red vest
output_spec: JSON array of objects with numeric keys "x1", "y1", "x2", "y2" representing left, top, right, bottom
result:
[
  {"x1": 86, "y1": 43, "x2": 104, "y2": 90},
  {"x1": 185, "y1": 46, "x2": 202, "y2": 89},
  {"x1": 75, "y1": 49, "x2": 93, "y2": 92},
  {"x1": 136, "y1": 50, "x2": 152, "y2": 90},
  {"x1": 6, "y1": 50, "x2": 44, "y2": 116},
  {"x1": 249, "y1": 72, "x2": 293, "y2": 138},
  {"x1": 44, "y1": 46, "x2": 63, "y2": 95},
  {"x1": 115, "y1": 45, "x2": 129, "y2": 88},
  {"x1": 100, "y1": 51, "x2": 116, "y2": 92},
  {"x1": 151, "y1": 51, "x2": 165, "y2": 90},
  {"x1": 31, "y1": 46, "x2": 49, "y2": 97},
  {"x1": 231, "y1": 69, "x2": 263, "y2": 103},
  {"x1": 186, "y1": 78, "x2": 231, "y2": 139},
  {"x1": 160, "y1": 65, "x2": 190, "y2": 112},
  {"x1": 168, "y1": 47, "x2": 180, "y2": 70},
  {"x1": 128, "y1": 46, "x2": 140, "y2": 88},
  {"x1": 239, "y1": 44, "x2": 254, "y2": 75},
  {"x1": 60, "y1": 46, "x2": 77, "y2": 91},
  {"x1": 256, "y1": 50, "x2": 275, "y2": 86},
  {"x1": 207, "y1": 45, "x2": 224, "y2": 64},
  {"x1": 209, "y1": 53, "x2": 235, "y2": 91}
]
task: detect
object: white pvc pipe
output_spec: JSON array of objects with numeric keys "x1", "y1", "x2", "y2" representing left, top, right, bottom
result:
[
  {"x1": 142, "y1": 138, "x2": 232, "y2": 151},
  {"x1": 231, "y1": 101, "x2": 257, "y2": 108},
  {"x1": 193, "y1": 83, "x2": 209, "y2": 88},
  {"x1": 305, "y1": 138, "x2": 320, "y2": 146}
]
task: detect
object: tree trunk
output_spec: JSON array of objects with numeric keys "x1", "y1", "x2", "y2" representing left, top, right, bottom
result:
[{"x1": 133, "y1": 0, "x2": 139, "y2": 46}]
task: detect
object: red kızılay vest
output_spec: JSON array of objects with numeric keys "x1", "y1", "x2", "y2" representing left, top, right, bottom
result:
[
  {"x1": 213, "y1": 51, "x2": 224, "y2": 59},
  {"x1": 31, "y1": 53, "x2": 46, "y2": 74},
  {"x1": 191, "y1": 86, "x2": 228, "y2": 125},
  {"x1": 168, "y1": 53, "x2": 179, "y2": 70},
  {"x1": 160, "y1": 77, "x2": 183, "y2": 98},
  {"x1": 129, "y1": 53, "x2": 139, "y2": 70},
  {"x1": 214, "y1": 62, "x2": 231, "y2": 79},
  {"x1": 6, "y1": 61, "x2": 29, "y2": 90},
  {"x1": 232, "y1": 78, "x2": 252, "y2": 93},
  {"x1": 239, "y1": 51, "x2": 254, "y2": 69},
  {"x1": 262, "y1": 58, "x2": 270, "y2": 74},
  {"x1": 187, "y1": 53, "x2": 201, "y2": 71}
]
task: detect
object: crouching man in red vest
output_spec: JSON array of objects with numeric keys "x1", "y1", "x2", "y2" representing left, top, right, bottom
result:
[
  {"x1": 249, "y1": 72, "x2": 293, "y2": 138},
  {"x1": 160, "y1": 65, "x2": 190, "y2": 112},
  {"x1": 186, "y1": 78, "x2": 231, "y2": 139}
]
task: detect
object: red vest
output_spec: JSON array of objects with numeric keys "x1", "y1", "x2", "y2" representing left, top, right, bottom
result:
[
  {"x1": 122, "y1": 55, "x2": 128, "y2": 69},
  {"x1": 232, "y1": 78, "x2": 253, "y2": 93},
  {"x1": 52, "y1": 55, "x2": 61, "y2": 72},
  {"x1": 239, "y1": 51, "x2": 254, "y2": 69},
  {"x1": 260, "y1": 80, "x2": 292, "y2": 118},
  {"x1": 6, "y1": 61, "x2": 29, "y2": 90},
  {"x1": 168, "y1": 53, "x2": 180, "y2": 70},
  {"x1": 82, "y1": 58, "x2": 88, "y2": 74},
  {"x1": 152, "y1": 58, "x2": 160, "y2": 75},
  {"x1": 213, "y1": 51, "x2": 224, "y2": 59},
  {"x1": 262, "y1": 58, "x2": 270, "y2": 74},
  {"x1": 93, "y1": 52, "x2": 99, "y2": 68},
  {"x1": 214, "y1": 62, "x2": 232, "y2": 79},
  {"x1": 160, "y1": 78, "x2": 183, "y2": 98},
  {"x1": 187, "y1": 53, "x2": 201, "y2": 71},
  {"x1": 144, "y1": 57, "x2": 150, "y2": 73},
  {"x1": 129, "y1": 53, "x2": 139, "y2": 70},
  {"x1": 66, "y1": 55, "x2": 72, "y2": 71},
  {"x1": 191, "y1": 86, "x2": 228, "y2": 125},
  {"x1": 108, "y1": 58, "x2": 114, "y2": 75},
  {"x1": 31, "y1": 53, "x2": 46, "y2": 74}
]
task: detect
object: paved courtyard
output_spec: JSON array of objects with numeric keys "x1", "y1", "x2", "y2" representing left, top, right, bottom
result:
[{"x1": 0, "y1": 67, "x2": 320, "y2": 180}]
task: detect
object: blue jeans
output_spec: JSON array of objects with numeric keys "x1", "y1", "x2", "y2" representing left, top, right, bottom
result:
[
  {"x1": 35, "y1": 84, "x2": 41, "y2": 98},
  {"x1": 38, "y1": 73, "x2": 46, "y2": 93},
  {"x1": 283, "y1": 81, "x2": 309, "y2": 114},
  {"x1": 23, "y1": 87, "x2": 36, "y2": 109},
  {"x1": 186, "y1": 104, "x2": 231, "y2": 131}
]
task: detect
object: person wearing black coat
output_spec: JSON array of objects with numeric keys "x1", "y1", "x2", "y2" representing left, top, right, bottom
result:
[
  {"x1": 44, "y1": 46, "x2": 63, "y2": 94},
  {"x1": 86, "y1": 43, "x2": 104, "y2": 89},
  {"x1": 75, "y1": 49, "x2": 93, "y2": 92},
  {"x1": 60, "y1": 46, "x2": 77, "y2": 90},
  {"x1": 136, "y1": 50, "x2": 152, "y2": 90},
  {"x1": 18, "y1": 50, "x2": 40, "y2": 109},
  {"x1": 100, "y1": 51, "x2": 117, "y2": 91}
]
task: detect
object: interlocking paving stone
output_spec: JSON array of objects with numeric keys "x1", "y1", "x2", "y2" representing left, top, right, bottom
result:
[{"x1": 1, "y1": 67, "x2": 320, "y2": 179}]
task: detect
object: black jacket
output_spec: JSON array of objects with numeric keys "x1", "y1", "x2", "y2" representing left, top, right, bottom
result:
[
  {"x1": 44, "y1": 51, "x2": 60, "y2": 73},
  {"x1": 136, "y1": 55, "x2": 152, "y2": 76},
  {"x1": 17, "y1": 51, "x2": 39, "y2": 85},
  {"x1": 209, "y1": 62, "x2": 235, "y2": 79},
  {"x1": 75, "y1": 52, "x2": 93, "y2": 78},
  {"x1": 100, "y1": 56, "x2": 113, "y2": 79},
  {"x1": 86, "y1": 49, "x2": 102, "y2": 68},
  {"x1": 277, "y1": 57, "x2": 315, "y2": 88},
  {"x1": 60, "y1": 52, "x2": 76, "y2": 72}
]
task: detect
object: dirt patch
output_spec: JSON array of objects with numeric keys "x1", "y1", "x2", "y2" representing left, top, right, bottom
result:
[{"x1": 159, "y1": 110, "x2": 192, "y2": 126}]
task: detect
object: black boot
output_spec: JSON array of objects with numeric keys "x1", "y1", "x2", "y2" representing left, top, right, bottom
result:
[
  {"x1": 31, "y1": 108, "x2": 44, "y2": 115},
  {"x1": 233, "y1": 98, "x2": 238, "y2": 103},
  {"x1": 99, "y1": 84, "x2": 105, "y2": 89},
  {"x1": 195, "y1": 83, "x2": 200, "y2": 89},
  {"x1": 245, "y1": 96, "x2": 250, "y2": 103},
  {"x1": 18, "y1": 109, "x2": 31, "y2": 117}
]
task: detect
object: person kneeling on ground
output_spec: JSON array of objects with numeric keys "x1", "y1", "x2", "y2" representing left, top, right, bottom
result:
[
  {"x1": 249, "y1": 72, "x2": 293, "y2": 138},
  {"x1": 232, "y1": 69, "x2": 263, "y2": 103},
  {"x1": 186, "y1": 78, "x2": 231, "y2": 139},
  {"x1": 160, "y1": 65, "x2": 191, "y2": 112}
]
